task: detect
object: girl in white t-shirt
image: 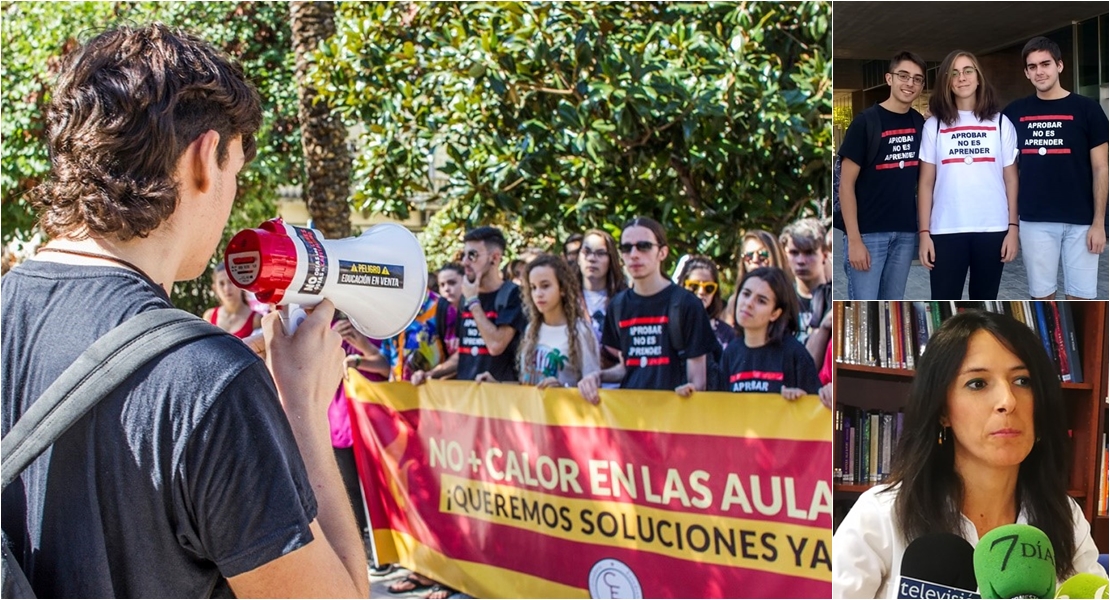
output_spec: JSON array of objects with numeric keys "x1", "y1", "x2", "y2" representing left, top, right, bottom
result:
[
  {"x1": 917, "y1": 50, "x2": 1019, "y2": 300},
  {"x1": 477, "y1": 253, "x2": 600, "y2": 393}
]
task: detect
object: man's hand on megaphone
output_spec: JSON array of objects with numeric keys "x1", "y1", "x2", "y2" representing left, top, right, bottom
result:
[{"x1": 263, "y1": 299, "x2": 345, "y2": 424}]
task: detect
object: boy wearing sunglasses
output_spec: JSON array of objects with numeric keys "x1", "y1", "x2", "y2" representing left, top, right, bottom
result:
[
  {"x1": 578, "y1": 217, "x2": 718, "y2": 402},
  {"x1": 442, "y1": 226, "x2": 526, "y2": 383},
  {"x1": 837, "y1": 51, "x2": 927, "y2": 300}
]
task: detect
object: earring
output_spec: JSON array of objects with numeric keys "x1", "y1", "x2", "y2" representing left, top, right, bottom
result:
[{"x1": 937, "y1": 425, "x2": 948, "y2": 445}]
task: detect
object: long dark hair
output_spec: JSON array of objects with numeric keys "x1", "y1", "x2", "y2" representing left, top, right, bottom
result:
[
  {"x1": 578, "y1": 228, "x2": 628, "y2": 300},
  {"x1": 929, "y1": 50, "x2": 1000, "y2": 126},
  {"x1": 885, "y1": 310, "x2": 1074, "y2": 579},
  {"x1": 732, "y1": 266, "x2": 797, "y2": 344},
  {"x1": 677, "y1": 255, "x2": 724, "y2": 320}
]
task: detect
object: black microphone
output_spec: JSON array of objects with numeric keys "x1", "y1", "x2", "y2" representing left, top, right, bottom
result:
[{"x1": 897, "y1": 533, "x2": 982, "y2": 598}]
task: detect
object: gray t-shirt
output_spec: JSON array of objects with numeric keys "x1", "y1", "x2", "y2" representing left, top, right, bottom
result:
[{"x1": 1, "y1": 260, "x2": 317, "y2": 598}]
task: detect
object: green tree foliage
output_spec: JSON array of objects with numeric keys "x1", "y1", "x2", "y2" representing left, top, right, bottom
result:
[
  {"x1": 312, "y1": 1, "x2": 831, "y2": 272},
  {"x1": 1, "y1": 1, "x2": 300, "y2": 314}
]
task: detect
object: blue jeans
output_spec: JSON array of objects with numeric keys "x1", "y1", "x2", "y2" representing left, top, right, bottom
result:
[{"x1": 843, "y1": 232, "x2": 917, "y2": 299}]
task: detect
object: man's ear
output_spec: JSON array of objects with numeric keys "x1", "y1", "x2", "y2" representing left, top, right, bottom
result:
[
  {"x1": 659, "y1": 244, "x2": 670, "y2": 262},
  {"x1": 185, "y1": 130, "x2": 221, "y2": 194}
]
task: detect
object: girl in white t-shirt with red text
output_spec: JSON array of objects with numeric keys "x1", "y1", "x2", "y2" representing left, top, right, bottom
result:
[{"x1": 918, "y1": 50, "x2": 1019, "y2": 300}]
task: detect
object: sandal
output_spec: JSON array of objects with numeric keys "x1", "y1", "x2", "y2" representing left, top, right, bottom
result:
[
  {"x1": 424, "y1": 584, "x2": 458, "y2": 599},
  {"x1": 388, "y1": 573, "x2": 435, "y2": 594}
]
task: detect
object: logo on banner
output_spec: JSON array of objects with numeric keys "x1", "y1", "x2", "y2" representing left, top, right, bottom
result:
[{"x1": 589, "y1": 559, "x2": 642, "y2": 599}]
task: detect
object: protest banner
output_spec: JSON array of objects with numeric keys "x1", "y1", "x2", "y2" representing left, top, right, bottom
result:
[{"x1": 345, "y1": 376, "x2": 832, "y2": 598}]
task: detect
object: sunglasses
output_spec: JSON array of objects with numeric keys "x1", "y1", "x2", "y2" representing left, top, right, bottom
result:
[
  {"x1": 580, "y1": 247, "x2": 609, "y2": 259},
  {"x1": 462, "y1": 249, "x2": 483, "y2": 262},
  {"x1": 684, "y1": 280, "x2": 719, "y2": 295},
  {"x1": 743, "y1": 249, "x2": 770, "y2": 264},
  {"x1": 619, "y1": 241, "x2": 660, "y2": 254}
]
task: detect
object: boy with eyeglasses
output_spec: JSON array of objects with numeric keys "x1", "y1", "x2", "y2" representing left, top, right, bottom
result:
[
  {"x1": 838, "y1": 51, "x2": 928, "y2": 300},
  {"x1": 1002, "y1": 36, "x2": 1109, "y2": 300},
  {"x1": 578, "y1": 217, "x2": 718, "y2": 402}
]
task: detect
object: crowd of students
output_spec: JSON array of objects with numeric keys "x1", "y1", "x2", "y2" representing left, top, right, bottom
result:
[{"x1": 292, "y1": 217, "x2": 838, "y2": 418}]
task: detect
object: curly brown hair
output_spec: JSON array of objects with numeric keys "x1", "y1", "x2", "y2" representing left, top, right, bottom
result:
[
  {"x1": 518, "y1": 253, "x2": 593, "y2": 384},
  {"x1": 32, "y1": 23, "x2": 263, "y2": 242}
]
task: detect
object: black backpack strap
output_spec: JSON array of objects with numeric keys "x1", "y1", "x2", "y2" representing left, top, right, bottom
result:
[
  {"x1": 494, "y1": 281, "x2": 519, "y2": 316},
  {"x1": 667, "y1": 285, "x2": 687, "y2": 355},
  {"x1": 435, "y1": 296, "x2": 449, "y2": 344},
  {"x1": 1, "y1": 308, "x2": 223, "y2": 490},
  {"x1": 863, "y1": 105, "x2": 883, "y2": 169}
]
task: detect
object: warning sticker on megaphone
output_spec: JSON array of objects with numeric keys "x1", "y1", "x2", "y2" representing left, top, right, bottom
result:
[{"x1": 338, "y1": 260, "x2": 405, "y2": 289}]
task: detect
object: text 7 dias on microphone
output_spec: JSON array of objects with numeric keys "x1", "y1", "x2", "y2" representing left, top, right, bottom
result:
[{"x1": 224, "y1": 218, "x2": 428, "y2": 338}]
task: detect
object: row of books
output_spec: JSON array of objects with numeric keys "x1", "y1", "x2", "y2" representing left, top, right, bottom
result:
[
  {"x1": 834, "y1": 405, "x2": 904, "y2": 486},
  {"x1": 835, "y1": 301, "x2": 1084, "y2": 383}
]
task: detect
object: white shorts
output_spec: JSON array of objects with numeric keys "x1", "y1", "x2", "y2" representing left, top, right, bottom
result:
[{"x1": 1019, "y1": 220, "x2": 1100, "y2": 299}]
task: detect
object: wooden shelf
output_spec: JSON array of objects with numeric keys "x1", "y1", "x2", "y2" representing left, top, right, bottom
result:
[
  {"x1": 1096, "y1": 515, "x2": 1108, "y2": 554},
  {"x1": 837, "y1": 362, "x2": 1093, "y2": 390}
]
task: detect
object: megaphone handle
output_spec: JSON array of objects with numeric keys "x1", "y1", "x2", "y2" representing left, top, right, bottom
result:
[{"x1": 281, "y1": 305, "x2": 308, "y2": 335}]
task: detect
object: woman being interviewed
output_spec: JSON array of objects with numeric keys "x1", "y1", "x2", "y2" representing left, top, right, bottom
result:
[
  {"x1": 832, "y1": 311, "x2": 1105, "y2": 598},
  {"x1": 917, "y1": 51, "x2": 1019, "y2": 300}
]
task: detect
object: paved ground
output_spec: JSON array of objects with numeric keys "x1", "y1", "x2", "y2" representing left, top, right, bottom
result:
[
  {"x1": 371, "y1": 564, "x2": 473, "y2": 599},
  {"x1": 832, "y1": 230, "x2": 1109, "y2": 300}
]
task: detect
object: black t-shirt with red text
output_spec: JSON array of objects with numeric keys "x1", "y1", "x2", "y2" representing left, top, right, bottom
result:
[
  {"x1": 456, "y1": 283, "x2": 526, "y2": 382},
  {"x1": 601, "y1": 284, "x2": 716, "y2": 391},
  {"x1": 837, "y1": 105, "x2": 923, "y2": 234},
  {"x1": 1003, "y1": 93, "x2": 1110, "y2": 225},
  {"x1": 722, "y1": 335, "x2": 820, "y2": 394}
]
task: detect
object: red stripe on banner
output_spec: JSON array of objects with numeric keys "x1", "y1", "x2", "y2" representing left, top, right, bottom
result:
[
  {"x1": 941, "y1": 157, "x2": 996, "y2": 164},
  {"x1": 461, "y1": 311, "x2": 498, "y2": 319},
  {"x1": 730, "y1": 371, "x2": 785, "y2": 383},
  {"x1": 1018, "y1": 115, "x2": 1074, "y2": 121},
  {"x1": 875, "y1": 160, "x2": 920, "y2": 170},
  {"x1": 359, "y1": 407, "x2": 830, "y2": 524},
  {"x1": 881, "y1": 128, "x2": 916, "y2": 137},
  {"x1": 619, "y1": 316, "x2": 669, "y2": 327},
  {"x1": 939, "y1": 125, "x2": 996, "y2": 133},
  {"x1": 1021, "y1": 149, "x2": 1071, "y2": 155},
  {"x1": 626, "y1": 357, "x2": 671, "y2": 367}
]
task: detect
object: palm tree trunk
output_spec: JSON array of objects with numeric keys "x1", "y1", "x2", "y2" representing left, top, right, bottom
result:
[{"x1": 290, "y1": 1, "x2": 352, "y2": 239}]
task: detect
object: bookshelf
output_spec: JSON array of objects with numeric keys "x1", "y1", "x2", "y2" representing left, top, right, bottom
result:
[{"x1": 832, "y1": 301, "x2": 1108, "y2": 554}]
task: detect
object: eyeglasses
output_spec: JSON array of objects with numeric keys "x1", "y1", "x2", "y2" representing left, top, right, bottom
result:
[
  {"x1": 949, "y1": 66, "x2": 978, "y2": 79},
  {"x1": 580, "y1": 247, "x2": 609, "y2": 259},
  {"x1": 743, "y1": 249, "x2": 770, "y2": 265},
  {"x1": 891, "y1": 71, "x2": 925, "y2": 87},
  {"x1": 684, "y1": 280, "x2": 718, "y2": 295},
  {"x1": 618, "y1": 241, "x2": 660, "y2": 254},
  {"x1": 462, "y1": 249, "x2": 483, "y2": 262}
]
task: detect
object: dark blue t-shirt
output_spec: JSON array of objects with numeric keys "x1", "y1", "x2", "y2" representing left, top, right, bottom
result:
[
  {"x1": 721, "y1": 334, "x2": 820, "y2": 394},
  {"x1": 1003, "y1": 93, "x2": 1110, "y2": 225},
  {"x1": 837, "y1": 105, "x2": 923, "y2": 234},
  {"x1": 602, "y1": 284, "x2": 717, "y2": 391},
  {"x1": 1, "y1": 260, "x2": 317, "y2": 598},
  {"x1": 456, "y1": 282, "x2": 526, "y2": 382}
]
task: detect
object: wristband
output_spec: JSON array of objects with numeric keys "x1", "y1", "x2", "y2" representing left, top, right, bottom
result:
[
  {"x1": 918, "y1": 229, "x2": 930, "y2": 235},
  {"x1": 1008, "y1": 223, "x2": 1018, "y2": 228},
  {"x1": 464, "y1": 296, "x2": 480, "y2": 308}
]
